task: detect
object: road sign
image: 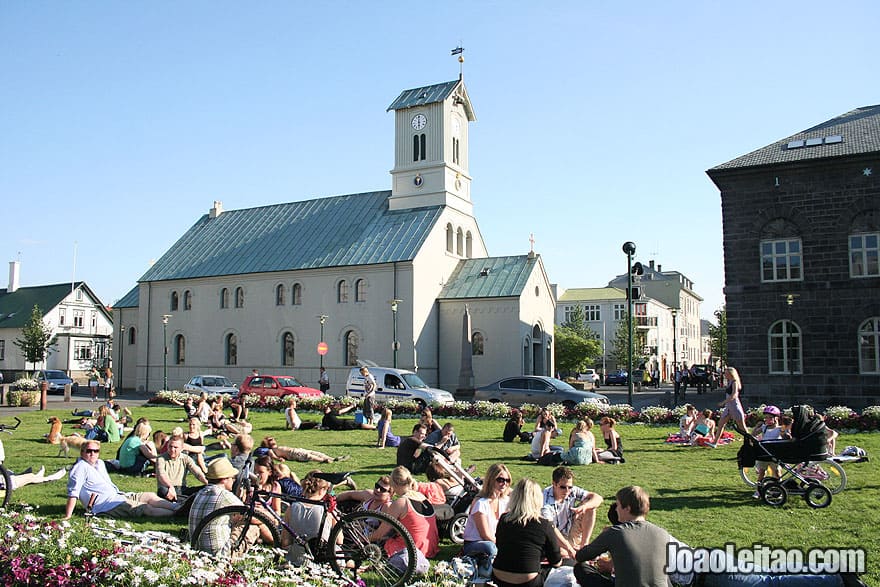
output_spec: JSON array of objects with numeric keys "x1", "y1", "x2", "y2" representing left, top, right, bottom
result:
[{"x1": 317, "y1": 342, "x2": 329, "y2": 356}]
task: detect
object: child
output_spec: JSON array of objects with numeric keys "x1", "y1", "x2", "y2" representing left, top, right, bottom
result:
[
  {"x1": 679, "y1": 405, "x2": 697, "y2": 437},
  {"x1": 691, "y1": 410, "x2": 716, "y2": 444},
  {"x1": 751, "y1": 405, "x2": 783, "y2": 494}
]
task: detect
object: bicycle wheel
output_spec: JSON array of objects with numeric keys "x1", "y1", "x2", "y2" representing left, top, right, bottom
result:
[
  {"x1": 804, "y1": 460, "x2": 847, "y2": 495},
  {"x1": 0, "y1": 464, "x2": 12, "y2": 508},
  {"x1": 739, "y1": 466, "x2": 759, "y2": 488},
  {"x1": 328, "y1": 509, "x2": 417, "y2": 587},
  {"x1": 190, "y1": 505, "x2": 281, "y2": 560}
]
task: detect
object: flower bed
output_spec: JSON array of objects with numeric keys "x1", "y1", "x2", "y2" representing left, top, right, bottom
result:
[{"x1": 149, "y1": 391, "x2": 880, "y2": 431}]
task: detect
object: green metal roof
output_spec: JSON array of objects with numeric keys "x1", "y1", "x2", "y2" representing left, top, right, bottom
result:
[
  {"x1": 438, "y1": 255, "x2": 539, "y2": 299},
  {"x1": 139, "y1": 191, "x2": 444, "y2": 282},
  {"x1": 558, "y1": 287, "x2": 626, "y2": 302},
  {"x1": 710, "y1": 104, "x2": 880, "y2": 171},
  {"x1": 114, "y1": 285, "x2": 139, "y2": 308},
  {"x1": 387, "y1": 79, "x2": 476, "y2": 121},
  {"x1": 0, "y1": 282, "x2": 111, "y2": 328}
]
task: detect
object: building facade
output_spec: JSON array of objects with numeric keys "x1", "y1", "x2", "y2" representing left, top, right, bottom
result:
[{"x1": 707, "y1": 105, "x2": 880, "y2": 408}]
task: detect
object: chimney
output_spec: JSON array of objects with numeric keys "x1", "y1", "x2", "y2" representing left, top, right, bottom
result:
[
  {"x1": 210, "y1": 200, "x2": 224, "y2": 219},
  {"x1": 8, "y1": 261, "x2": 20, "y2": 293},
  {"x1": 649, "y1": 260, "x2": 655, "y2": 270},
  {"x1": 657, "y1": 264, "x2": 662, "y2": 272}
]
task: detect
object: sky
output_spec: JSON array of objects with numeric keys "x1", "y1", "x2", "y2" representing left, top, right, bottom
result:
[{"x1": 2, "y1": 1, "x2": 878, "y2": 321}]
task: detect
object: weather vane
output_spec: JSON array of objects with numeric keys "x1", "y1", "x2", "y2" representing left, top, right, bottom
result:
[{"x1": 451, "y1": 46, "x2": 464, "y2": 77}]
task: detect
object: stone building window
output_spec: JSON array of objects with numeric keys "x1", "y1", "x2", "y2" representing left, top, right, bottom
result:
[
  {"x1": 235, "y1": 287, "x2": 244, "y2": 308},
  {"x1": 760, "y1": 238, "x2": 802, "y2": 282},
  {"x1": 220, "y1": 288, "x2": 229, "y2": 309},
  {"x1": 282, "y1": 332, "x2": 295, "y2": 366},
  {"x1": 170, "y1": 291, "x2": 179, "y2": 311},
  {"x1": 472, "y1": 331, "x2": 484, "y2": 356},
  {"x1": 768, "y1": 320, "x2": 801, "y2": 374},
  {"x1": 292, "y1": 283, "x2": 303, "y2": 305},
  {"x1": 276, "y1": 284, "x2": 285, "y2": 306},
  {"x1": 850, "y1": 233, "x2": 879, "y2": 277},
  {"x1": 337, "y1": 280, "x2": 349, "y2": 303},
  {"x1": 344, "y1": 330, "x2": 359, "y2": 366},
  {"x1": 225, "y1": 333, "x2": 237, "y2": 366},
  {"x1": 859, "y1": 317, "x2": 880, "y2": 374}
]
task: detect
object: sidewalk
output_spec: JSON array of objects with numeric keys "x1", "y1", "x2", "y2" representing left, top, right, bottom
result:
[{"x1": 0, "y1": 387, "x2": 153, "y2": 418}]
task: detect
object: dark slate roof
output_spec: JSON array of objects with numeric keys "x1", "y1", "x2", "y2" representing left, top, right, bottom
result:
[
  {"x1": 0, "y1": 282, "x2": 108, "y2": 328},
  {"x1": 711, "y1": 104, "x2": 880, "y2": 171},
  {"x1": 439, "y1": 255, "x2": 539, "y2": 299},
  {"x1": 387, "y1": 79, "x2": 476, "y2": 121},
  {"x1": 139, "y1": 191, "x2": 444, "y2": 282},
  {"x1": 114, "y1": 286, "x2": 139, "y2": 309}
]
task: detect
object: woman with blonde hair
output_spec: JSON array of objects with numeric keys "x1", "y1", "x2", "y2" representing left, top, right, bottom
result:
[
  {"x1": 257, "y1": 436, "x2": 349, "y2": 464},
  {"x1": 712, "y1": 366, "x2": 747, "y2": 445},
  {"x1": 377, "y1": 407, "x2": 401, "y2": 448},
  {"x1": 118, "y1": 419, "x2": 158, "y2": 475},
  {"x1": 492, "y1": 478, "x2": 561, "y2": 587},
  {"x1": 462, "y1": 463, "x2": 513, "y2": 576},
  {"x1": 562, "y1": 419, "x2": 595, "y2": 465}
]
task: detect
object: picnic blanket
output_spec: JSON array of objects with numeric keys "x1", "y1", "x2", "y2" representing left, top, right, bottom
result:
[{"x1": 665, "y1": 431, "x2": 735, "y2": 446}]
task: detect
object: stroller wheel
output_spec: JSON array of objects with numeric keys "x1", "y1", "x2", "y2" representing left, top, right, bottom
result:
[
  {"x1": 448, "y1": 512, "x2": 468, "y2": 544},
  {"x1": 804, "y1": 483, "x2": 832, "y2": 509},
  {"x1": 760, "y1": 479, "x2": 787, "y2": 507}
]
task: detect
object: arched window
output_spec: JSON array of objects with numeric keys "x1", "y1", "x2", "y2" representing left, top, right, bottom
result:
[
  {"x1": 225, "y1": 333, "x2": 238, "y2": 366},
  {"x1": 413, "y1": 133, "x2": 426, "y2": 161},
  {"x1": 344, "y1": 330, "x2": 359, "y2": 366},
  {"x1": 859, "y1": 317, "x2": 880, "y2": 374},
  {"x1": 174, "y1": 334, "x2": 185, "y2": 365},
  {"x1": 523, "y1": 337, "x2": 531, "y2": 375},
  {"x1": 282, "y1": 332, "x2": 295, "y2": 366},
  {"x1": 276, "y1": 284, "x2": 285, "y2": 306},
  {"x1": 446, "y1": 223, "x2": 454, "y2": 253},
  {"x1": 768, "y1": 320, "x2": 802, "y2": 374},
  {"x1": 292, "y1": 283, "x2": 302, "y2": 305},
  {"x1": 355, "y1": 279, "x2": 366, "y2": 302},
  {"x1": 472, "y1": 332, "x2": 484, "y2": 356},
  {"x1": 183, "y1": 291, "x2": 192, "y2": 311},
  {"x1": 220, "y1": 288, "x2": 229, "y2": 309},
  {"x1": 466, "y1": 231, "x2": 473, "y2": 258},
  {"x1": 456, "y1": 228, "x2": 464, "y2": 256},
  {"x1": 338, "y1": 280, "x2": 349, "y2": 303},
  {"x1": 235, "y1": 287, "x2": 244, "y2": 308},
  {"x1": 128, "y1": 327, "x2": 136, "y2": 345},
  {"x1": 170, "y1": 291, "x2": 179, "y2": 311}
]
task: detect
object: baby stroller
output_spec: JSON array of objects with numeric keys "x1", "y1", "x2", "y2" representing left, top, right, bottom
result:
[
  {"x1": 422, "y1": 445, "x2": 482, "y2": 544},
  {"x1": 737, "y1": 405, "x2": 835, "y2": 508}
]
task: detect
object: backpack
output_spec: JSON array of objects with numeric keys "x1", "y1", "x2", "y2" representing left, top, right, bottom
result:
[{"x1": 537, "y1": 451, "x2": 564, "y2": 466}]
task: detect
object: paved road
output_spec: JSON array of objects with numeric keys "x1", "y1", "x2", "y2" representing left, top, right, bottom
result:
[{"x1": 0, "y1": 387, "x2": 153, "y2": 418}]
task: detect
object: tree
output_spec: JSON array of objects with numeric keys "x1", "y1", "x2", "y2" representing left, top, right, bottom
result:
[
  {"x1": 609, "y1": 311, "x2": 646, "y2": 370},
  {"x1": 554, "y1": 306, "x2": 602, "y2": 376},
  {"x1": 709, "y1": 307, "x2": 727, "y2": 369},
  {"x1": 13, "y1": 304, "x2": 57, "y2": 374}
]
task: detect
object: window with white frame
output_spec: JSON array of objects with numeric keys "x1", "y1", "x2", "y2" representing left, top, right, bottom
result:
[
  {"x1": 73, "y1": 310, "x2": 84, "y2": 328},
  {"x1": 761, "y1": 238, "x2": 802, "y2": 282},
  {"x1": 59, "y1": 309, "x2": 65, "y2": 326},
  {"x1": 768, "y1": 320, "x2": 802, "y2": 374},
  {"x1": 563, "y1": 306, "x2": 574, "y2": 323},
  {"x1": 613, "y1": 304, "x2": 626, "y2": 320},
  {"x1": 585, "y1": 304, "x2": 600, "y2": 321},
  {"x1": 859, "y1": 317, "x2": 880, "y2": 374},
  {"x1": 75, "y1": 289, "x2": 83, "y2": 301},
  {"x1": 91, "y1": 312, "x2": 97, "y2": 329},
  {"x1": 74, "y1": 341, "x2": 92, "y2": 361},
  {"x1": 850, "y1": 233, "x2": 879, "y2": 277}
]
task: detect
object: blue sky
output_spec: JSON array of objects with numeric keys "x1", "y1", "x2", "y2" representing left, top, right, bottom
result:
[{"x1": 2, "y1": 1, "x2": 877, "y2": 320}]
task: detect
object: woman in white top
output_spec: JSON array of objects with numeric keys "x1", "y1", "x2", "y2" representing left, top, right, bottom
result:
[
  {"x1": 285, "y1": 396, "x2": 302, "y2": 430},
  {"x1": 461, "y1": 463, "x2": 512, "y2": 576}
]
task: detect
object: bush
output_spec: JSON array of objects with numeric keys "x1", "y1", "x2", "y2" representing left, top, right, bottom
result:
[{"x1": 7, "y1": 388, "x2": 39, "y2": 407}]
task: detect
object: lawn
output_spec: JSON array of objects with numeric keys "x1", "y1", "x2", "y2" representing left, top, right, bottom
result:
[{"x1": 3, "y1": 405, "x2": 879, "y2": 583}]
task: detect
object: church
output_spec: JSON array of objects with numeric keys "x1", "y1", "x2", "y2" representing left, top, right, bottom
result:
[{"x1": 112, "y1": 76, "x2": 556, "y2": 395}]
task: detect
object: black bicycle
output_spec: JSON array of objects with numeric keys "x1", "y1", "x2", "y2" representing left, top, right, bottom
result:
[
  {"x1": 0, "y1": 418, "x2": 22, "y2": 507},
  {"x1": 190, "y1": 471, "x2": 417, "y2": 587}
]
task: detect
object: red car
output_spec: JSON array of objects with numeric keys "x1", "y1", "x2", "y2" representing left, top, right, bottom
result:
[{"x1": 237, "y1": 375, "x2": 323, "y2": 399}]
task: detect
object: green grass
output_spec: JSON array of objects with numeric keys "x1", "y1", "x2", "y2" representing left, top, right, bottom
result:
[{"x1": 3, "y1": 406, "x2": 879, "y2": 583}]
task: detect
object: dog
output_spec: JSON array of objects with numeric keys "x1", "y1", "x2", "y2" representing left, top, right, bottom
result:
[{"x1": 45, "y1": 416, "x2": 89, "y2": 457}]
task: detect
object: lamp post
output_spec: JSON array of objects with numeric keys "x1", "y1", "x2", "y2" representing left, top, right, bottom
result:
[
  {"x1": 784, "y1": 294, "x2": 798, "y2": 399},
  {"x1": 317, "y1": 315, "x2": 328, "y2": 369},
  {"x1": 161, "y1": 314, "x2": 171, "y2": 392},
  {"x1": 622, "y1": 241, "x2": 636, "y2": 406},
  {"x1": 119, "y1": 325, "x2": 126, "y2": 394},
  {"x1": 714, "y1": 308, "x2": 724, "y2": 373},
  {"x1": 671, "y1": 309, "x2": 678, "y2": 405},
  {"x1": 389, "y1": 299, "x2": 402, "y2": 368}
]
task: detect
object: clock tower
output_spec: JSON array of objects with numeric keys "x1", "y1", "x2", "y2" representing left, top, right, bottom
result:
[{"x1": 387, "y1": 79, "x2": 476, "y2": 215}]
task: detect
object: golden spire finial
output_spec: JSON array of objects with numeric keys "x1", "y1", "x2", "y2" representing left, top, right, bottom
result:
[{"x1": 451, "y1": 46, "x2": 465, "y2": 78}]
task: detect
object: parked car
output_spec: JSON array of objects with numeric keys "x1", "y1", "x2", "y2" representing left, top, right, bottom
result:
[
  {"x1": 473, "y1": 376, "x2": 609, "y2": 409},
  {"x1": 576, "y1": 369, "x2": 600, "y2": 388},
  {"x1": 35, "y1": 370, "x2": 76, "y2": 394},
  {"x1": 183, "y1": 375, "x2": 238, "y2": 396},
  {"x1": 238, "y1": 375, "x2": 323, "y2": 399},
  {"x1": 688, "y1": 364, "x2": 718, "y2": 392},
  {"x1": 346, "y1": 366, "x2": 455, "y2": 408},
  {"x1": 604, "y1": 370, "x2": 628, "y2": 386}
]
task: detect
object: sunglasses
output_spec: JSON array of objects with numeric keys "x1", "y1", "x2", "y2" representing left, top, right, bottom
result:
[
  {"x1": 495, "y1": 477, "x2": 511, "y2": 484},
  {"x1": 557, "y1": 484, "x2": 573, "y2": 490},
  {"x1": 83, "y1": 448, "x2": 100, "y2": 454},
  {"x1": 374, "y1": 483, "x2": 391, "y2": 493}
]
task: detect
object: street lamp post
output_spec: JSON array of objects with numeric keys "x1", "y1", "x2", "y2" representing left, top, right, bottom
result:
[
  {"x1": 389, "y1": 299, "x2": 402, "y2": 368},
  {"x1": 318, "y1": 315, "x2": 328, "y2": 369},
  {"x1": 714, "y1": 308, "x2": 724, "y2": 373},
  {"x1": 671, "y1": 309, "x2": 678, "y2": 405},
  {"x1": 161, "y1": 314, "x2": 171, "y2": 392},
  {"x1": 622, "y1": 241, "x2": 636, "y2": 406},
  {"x1": 119, "y1": 325, "x2": 126, "y2": 394}
]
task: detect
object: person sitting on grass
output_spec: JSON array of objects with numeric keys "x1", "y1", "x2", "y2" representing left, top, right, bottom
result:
[
  {"x1": 425, "y1": 422, "x2": 461, "y2": 464},
  {"x1": 503, "y1": 408, "x2": 533, "y2": 443},
  {"x1": 156, "y1": 435, "x2": 208, "y2": 502},
  {"x1": 377, "y1": 407, "x2": 401, "y2": 448},
  {"x1": 595, "y1": 417, "x2": 623, "y2": 463},
  {"x1": 336, "y1": 475, "x2": 395, "y2": 514},
  {"x1": 64, "y1": 440, "x2": 177, "y2": 520},
  {"x1": 114, "y1": 420, "x2": 159, "y2": 475},
  {"x1": 255, "y1": 435, "x2": 350, "y2": 464},
  {"x1": 321, "y1": 402, "x2": 376, "y2": 431}
]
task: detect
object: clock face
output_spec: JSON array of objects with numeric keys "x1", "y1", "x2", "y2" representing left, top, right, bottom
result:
[{"x1": 411, "y1": 114, "x2": 427, "y2": 131}]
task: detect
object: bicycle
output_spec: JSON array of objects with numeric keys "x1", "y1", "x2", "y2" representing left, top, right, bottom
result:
[
  {"x1": 189, "y1": 471, "x2": 418, "y2": 587},
  {"x1": 0, "y1": 418, "x2": 22, "y2": 507}
]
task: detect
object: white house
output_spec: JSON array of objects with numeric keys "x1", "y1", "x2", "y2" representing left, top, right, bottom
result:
[{"x1": 113, "y1": 77, "x2": 556, "y2": 394}]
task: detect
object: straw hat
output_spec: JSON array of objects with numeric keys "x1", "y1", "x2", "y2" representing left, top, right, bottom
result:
[{"x1": 206, "y1": 457, "x2": 239, "y2": 480}]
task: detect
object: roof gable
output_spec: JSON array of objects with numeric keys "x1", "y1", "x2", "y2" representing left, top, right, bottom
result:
[
  {"x1": 387, "y1": 79, "x2": 476, "y2": 121},
  {"x1": 139, "y1": 191, "x2": 444, "y2": 282},
  {"x1": 0, "y1": 282, "x2": 109, "y2": 328},
  {"x1": 439, "y1": 255, "x2": 539, "y2": 299},
  {"x1": 711, "y1": 104, "x2": 880, "y2": 171}
]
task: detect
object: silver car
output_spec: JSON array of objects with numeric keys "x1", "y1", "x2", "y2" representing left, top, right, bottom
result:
[
  {"x1": 474, "y1": 375, "x2": 609, "y2": 408},
  {"x1": 35, "y1": 369, "x2": 76, "y2": 394},
  {"x1": 183, "y1": 375, "x2": 238, "y2": 395}
]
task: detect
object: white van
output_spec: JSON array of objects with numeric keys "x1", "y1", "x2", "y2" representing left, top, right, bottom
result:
[{"x1": 345, "y1": 367, "x2": 455, "y2": 407}]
